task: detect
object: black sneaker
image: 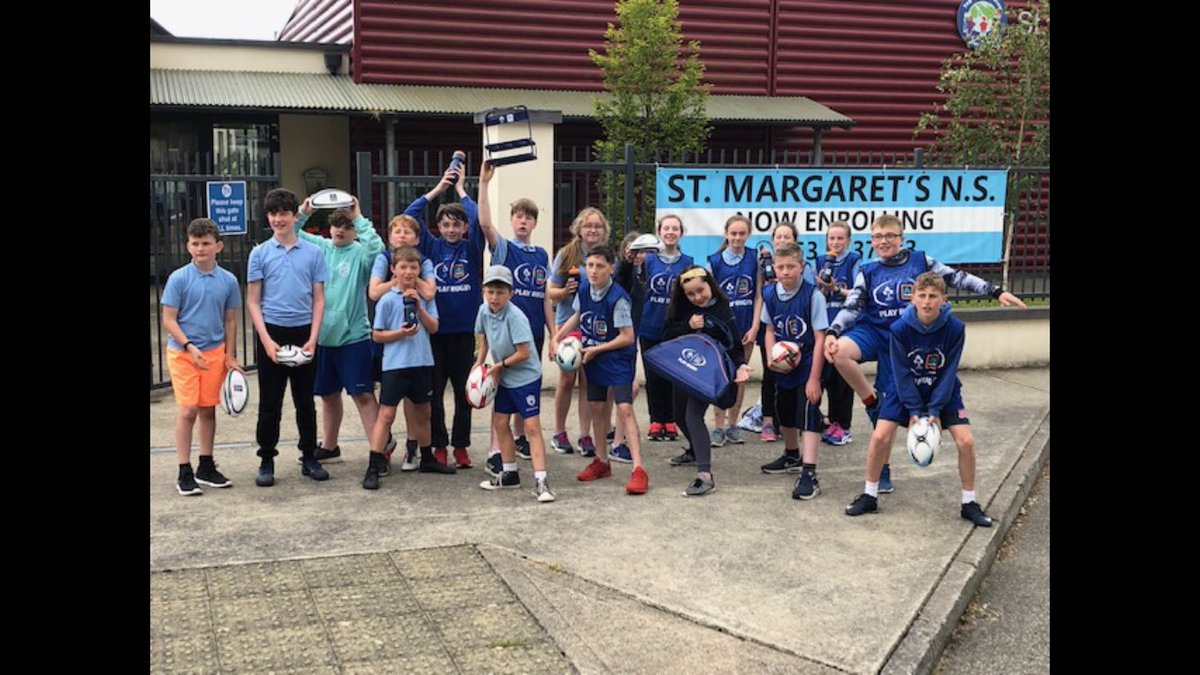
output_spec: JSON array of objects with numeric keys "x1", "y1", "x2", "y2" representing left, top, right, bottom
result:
[
  {"x1": 313, "y1": 444, "x2": 342, "y2": 462},
  {"x1": 961, "y1": 501, "x2": 993, "y2": 527},
  {"x1": 485, "y1": 453, "x2": 503, "y2": 478},
  {"x1": 255, "y1": 463, "x2": 275, "y2": 487},
  {"x1": 195, "y1": 466, "x2": 232, "y2": 488},
  {"x1": 761, "y1": 454, "x2": 802, "y2": 474},
  {"x1": 177, "y1": 471, "x2": 203, "y2": 496},
  {"x1": 791, "y1": 470, "x2": 820, "y2": 500},
  {"x1": 515, "y1": 436, "x2": 532, "y2": 461},
  {"x1": 845, "y1": 493, "x2": 878, "y2": 516},
  {"x1": 669, "y1": 450, "x2": 696, "y2": 466},
  {"x1": 419, "y1": 458, "x2": 457, "y2": 474},
  {"x1": 301, "y1": 458, "x2": 330, "y2": 481},
  {"x1": 362, "y1": 467, "x2": 381, "y2": 490},
  {"x1": 480, "y1": 470, "x2": 521, "y2": 490}
]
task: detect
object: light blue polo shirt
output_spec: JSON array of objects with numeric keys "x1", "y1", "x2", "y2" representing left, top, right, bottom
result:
[
  {"x1": 370, "y1": 251, "x2": 435, "y2": 284},
  {"x1": 247, "y1": 237, "x2": 329, "y2": 327},
  {"x1": 374, "y1": 289, "x2": 437, "y2": 371},
  {"x1": 161, "y1": 262, "x2": 241, "y2": 351},
  {"x1": 474, "y1": 301, "x2": 540, "y2": 388}
]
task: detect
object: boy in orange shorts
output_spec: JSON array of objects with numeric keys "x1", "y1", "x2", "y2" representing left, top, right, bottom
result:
[{"x1": 161, "y1": 218, "x2": 244, "y2": 495}]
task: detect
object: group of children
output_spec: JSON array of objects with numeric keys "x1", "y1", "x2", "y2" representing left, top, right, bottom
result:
[{"x1": 162, "y1": 163, "x2": 1025, "y2": 524}]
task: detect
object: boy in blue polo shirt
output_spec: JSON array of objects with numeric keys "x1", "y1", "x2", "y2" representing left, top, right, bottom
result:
[
  {"x1": 362, "y1": 246, "x2": 445, "y2": 490},
  {"x1": 247, "y1": 188, "x2": 329, "y2": 487},
  {"x1": 476, "y1": 163, "x2": 556, "y2": 476},
  {"x1": 844, "y1": 272, "x2": 993, "y2": 526},
  {"x1": 294, "y1": 196, "x2": 384, "y2": 466},
  {"x1": 824, "y1": 214, "x2": 1025, "y2": 493},
  {"x1": 404, "y1": 166, "x2": 484, "y2": 470},
  {"x1": 161, "y1": 218, "x2": 242, "y2": 495},
  {"x1": 554, "y1": 245, "x2": 649, "y2": 495},
  {"x1": 474, "y1": 266, "x2": 556, "y2": 502}
]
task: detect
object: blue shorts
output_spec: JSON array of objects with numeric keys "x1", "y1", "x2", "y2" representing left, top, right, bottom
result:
[
  {"x1": 844, "y1": 324, "x2": 888, "y2": 364},
  {"x1": 877, "y1": 379, "x2": 970, "y2": 428},
  {"x1": 494, "y1": 379, "x2": 542, "y2": 419},
  {"x1": 314, "y1": 339, "x2": 375, "y2": 396}
]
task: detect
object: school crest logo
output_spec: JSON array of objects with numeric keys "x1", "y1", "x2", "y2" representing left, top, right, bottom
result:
[
  {"x1": 924, "y1": 351, "x2": 945, "y2": 372},
  {"x1": 899, "y1": 283, "x2": 915, "y2": 302},
  {"x1": 680, "y1": 348, "x2": 707, "y2": 368},
  {"x1": 594, "y1": 318, "x2": 609, "y2": 338},
  {"x1": 777, "y1": 315, "x2": 808, "y2": 339},
  {"x1": 736, "y1": 276, "x2": 753, "y2": 297},
  {"x1": 450, "y1": 260, "x2": 468, "y2": 281},
  {"x1": 958, "y1": 0, "x2": 1006, "y2": 49},
  {"x1": 533, "y1": 266, "x2": 547, "y2": 288}
]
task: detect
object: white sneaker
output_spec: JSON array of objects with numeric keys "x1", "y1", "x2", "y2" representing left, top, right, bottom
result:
[{"x1": 535, "y1": 478, "x2": 557, "y2": 503}]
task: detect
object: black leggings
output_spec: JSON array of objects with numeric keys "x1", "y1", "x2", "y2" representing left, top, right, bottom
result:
[
  {"x1": 824, "y1": 363, "x2": 854, "y2": 428},
  {"x1": 640, "y1": 337, "x2": 675, "y2": 425},
  {"x1": 758, "y1": 337, "x2": 776, "y2": 420},
  {"x1": 430, "y1": 332, "x2": 476, "y2": 448},
  {"x1": 672, "y1": 386, "x2": 712, "y2": 473}
]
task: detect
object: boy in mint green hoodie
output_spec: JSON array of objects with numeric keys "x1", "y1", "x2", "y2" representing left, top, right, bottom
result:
[{"x1": 296, "y1": 195, "x2": 385, "y2": 466}]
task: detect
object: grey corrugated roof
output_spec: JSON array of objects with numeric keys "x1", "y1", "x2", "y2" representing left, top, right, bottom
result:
[{"x1": 150, "y1": 70, "x2": 854, "y2": 127}]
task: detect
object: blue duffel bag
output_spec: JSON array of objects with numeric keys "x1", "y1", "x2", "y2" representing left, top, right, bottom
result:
[{"x1": 643, "y1": 328, "x2": 737, "y2": 410}]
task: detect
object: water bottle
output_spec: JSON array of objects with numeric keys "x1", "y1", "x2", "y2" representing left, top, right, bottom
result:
[
  {"x1": 446, "y1": 150, "x2": 466, "y2": 182},
  {"x1": 568, "y1": 266, "x2": 581, "y2": 287},
  {"x1": 403, "y1": 296, "x2": 417, "y2": 327},
  {"x1": 819, "y1": 251, "x2": 837, "y2": 284},
  {"x1": 758, "y1": 242, "x2": 775, "y2": 283}
]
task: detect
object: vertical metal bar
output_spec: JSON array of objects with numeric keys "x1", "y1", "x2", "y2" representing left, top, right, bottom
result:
[
  {"x1": 624, "y1": 143, "x2": 635, "y2": 238},
  {"x1": 813, "y1": 129, "x2": 824, "y2": 167},
  {"x1": 356, "y1": 151, "x2": 373, "y2": 220}
]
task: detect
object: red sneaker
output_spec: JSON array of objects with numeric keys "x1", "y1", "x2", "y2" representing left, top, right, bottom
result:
[
  {"x1": 434, "y1": 447, "x2": 449, "y2": 466},
  {"x1": 664, "y1": 423, "x2": 680, "y2": 440},
  {"x1": 453, "y1": 447, "x2": 472, "y2": 469},
  {"x1": 626, "y1": 466, "x2": 649, "y2": 494},
  {"x1": 577, "y1": 458, "x2": 613, "y2": 482},
  {"x1": 646, "y1": 422, "x2": 665, "y2": 441}
]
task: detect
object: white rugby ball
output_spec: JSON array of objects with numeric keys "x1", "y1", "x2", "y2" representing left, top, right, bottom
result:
[
  {"x1": 555, "y1": 336, "x2": 583, "y2": 372},
  {"x1": 220, "y1": 368, "x2": 249, "y2": 417},
  {"x1": 309, "y1": 188, "x2": 355, "y2": 209},
  {"x1": 276, "y1": 344, "x2": 313, "y2": 367},
  {"x1": 769, "y1": 341, "x2": 802, "y2": 373},
  {"x1": 906, "y1": 416, "x2": 941, "y2": 467},
  {"x1": 466, "y1": 364, "x2": 498, "y2": 409}
]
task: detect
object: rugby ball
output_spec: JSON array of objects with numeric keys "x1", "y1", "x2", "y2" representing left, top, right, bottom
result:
[
  {"x1": 309, "y1": 188, "x2": 355, "y2": 209},
  {"x1": 276, "y1": 344, "x2": 313, "y2": 367},
  {"x1": 220, "y1": 368, "x2": 249, "y2": 417},
  {"x1": 555, "y1": 335, "x2": 584, "y2": 372},
  {"x1": 769, "y1": 341, "x2": 802, "y2": 373},
  {"x1": 906, "y1": 416, "x2": 941, "y2": 467},
  {"x1": 466, "y1": 363, "x2": 497, "y2": 409}
]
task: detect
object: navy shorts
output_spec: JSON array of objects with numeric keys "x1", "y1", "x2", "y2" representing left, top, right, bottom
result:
[
  {"x1": 844, "y1": 324, "x2": 888, "y2": 364},
  {"x1": 494, "y1": 379, "x2": 542, "y2": 419},
  {"x1": 314, "y1": 339, "x2": 375, "y2": 396},
  {"x1": 877, "y1": 379, "x2": 970, "y2": 428},
  {"x1": 380, "y1": 366, "x2": 434, "y2": 407},
  {"x1": 775, "y1": 384, "x2": 823, "y2": 432},
  {"x1": 587, "y1": 381, "x2": 633, "y2": 404}
]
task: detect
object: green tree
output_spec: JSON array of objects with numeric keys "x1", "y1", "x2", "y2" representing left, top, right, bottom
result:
[
  {"x1": 590, "y1": 0, "x2": 711, "y2": 233},
  {"x1": 915, "y1": 1, "x2": 1049, "y2": 291},
  {"x1": 915, "y1": 1, "x2": 1049, "y2": 165}
]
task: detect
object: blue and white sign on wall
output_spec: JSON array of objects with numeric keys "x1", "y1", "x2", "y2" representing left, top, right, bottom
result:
[
  {"x1": 958, "y1": 0, "x2": 1007, "y2": 49},
  {"x1": 655, "y1": 168, "x2": 1009, "y2": 265},
  {"x1": 206, "y1": 181, "x2": 247, "y2": 235}
]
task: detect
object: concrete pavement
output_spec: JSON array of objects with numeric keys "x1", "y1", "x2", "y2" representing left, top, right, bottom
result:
[{"x1": 150, "y1": 367, "x2": 1049, "y2": 674}]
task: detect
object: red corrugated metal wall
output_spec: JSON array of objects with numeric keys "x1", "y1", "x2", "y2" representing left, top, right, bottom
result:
[
  {"x1": 278, "y1": 0, "x2": 354, "y2": 43},
  {"x1": 350, "y1": 0, "x2": 976, "y2": 155}
]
